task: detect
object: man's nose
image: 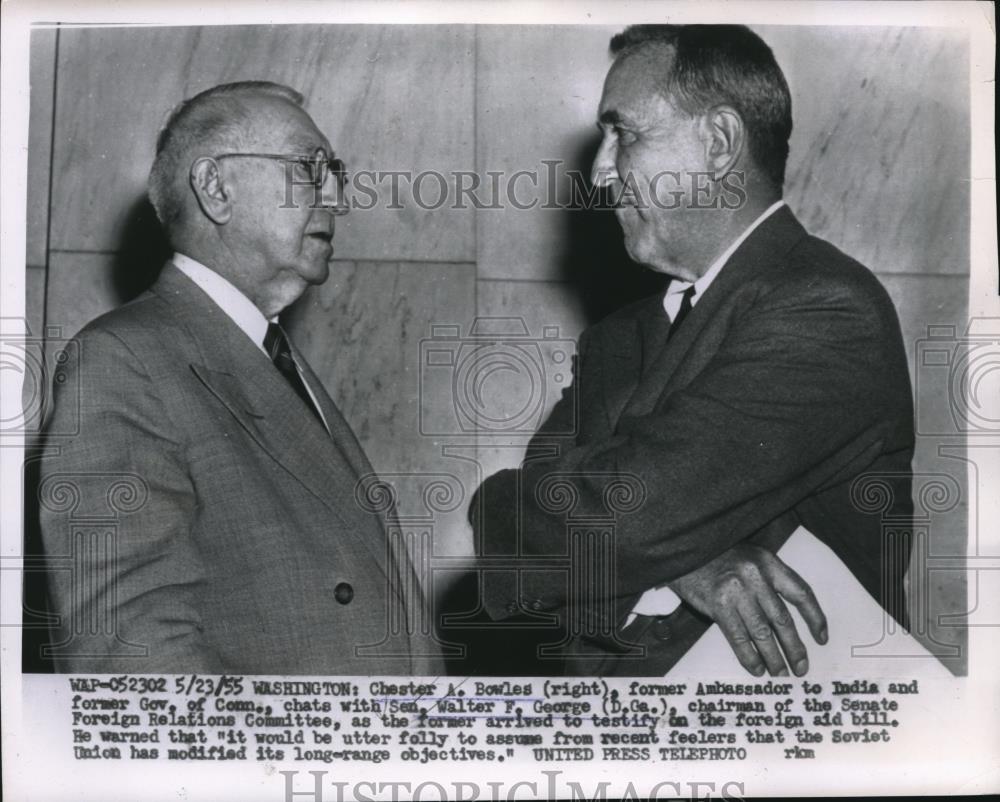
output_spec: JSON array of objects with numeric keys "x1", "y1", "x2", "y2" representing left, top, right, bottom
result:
[{"x1": 590, "y1": 136, "x2": 618, "y2": 189}]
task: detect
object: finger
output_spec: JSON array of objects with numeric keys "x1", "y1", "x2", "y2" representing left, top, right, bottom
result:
[
  {"x1": 764, "y1": 557, "x2": 828, "y2": 645},
  {"x1": 738, "y1": 597, "x2": 790, "y2": 676},
  {"x1": 755, "y1": 584, "x2": 809, "y2": 676},
  {"x1": 714, "y1": 605, "x2": 766, "y2": 677}
]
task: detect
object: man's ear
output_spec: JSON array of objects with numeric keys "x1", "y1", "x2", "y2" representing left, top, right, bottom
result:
[
  {"x1": 702, "y1": 105, "x2": 745, "y2": 179},
  {"x1": 189, "y1": 157, "x2": 232, "y2": 225}
]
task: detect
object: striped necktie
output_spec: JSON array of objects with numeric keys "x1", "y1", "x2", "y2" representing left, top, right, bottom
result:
[{"x1": 264, "y1": 322, "x2": 325, "y2": 426}]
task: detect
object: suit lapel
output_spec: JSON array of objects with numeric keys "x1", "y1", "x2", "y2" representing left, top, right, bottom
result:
[
  {"x1": 621, "y1": 206, "x2": 809, "y2": 421},
  {"x1": 596, "y1": 294, "x2": 677, "y2": 428},
  {"x1": 188, "y1": 361, "x2": 351, "y2": 504},
  {"x1": 288, "y1": 341, "x2": 376, "y2": 484},
  {"x1": 599, "y1": 314, "x2": 645, "y2": 429},
  {"x1": 637, "y1": 296, "x2": 674, "y2": 378},
  {"x1": 151, "y1": 265, "x2": 390, "y2": 569}
]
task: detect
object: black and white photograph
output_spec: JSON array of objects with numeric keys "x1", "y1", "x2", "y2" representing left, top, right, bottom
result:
[{"x1": 1, "y1": 1, "x2": 996, "y2": 799}]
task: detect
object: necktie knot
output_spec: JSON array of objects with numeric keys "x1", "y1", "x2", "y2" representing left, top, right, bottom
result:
[
  {"x1": 667, "y1": 285, "x2": 697, "y2": 340},
  {"x1": 264, "y1": 322, "x2": 291, "y2": 363}
]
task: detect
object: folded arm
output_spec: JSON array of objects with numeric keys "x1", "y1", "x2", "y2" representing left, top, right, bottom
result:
[{"x1": 473, "y1": 274, "x2": 901, "y2": 638}]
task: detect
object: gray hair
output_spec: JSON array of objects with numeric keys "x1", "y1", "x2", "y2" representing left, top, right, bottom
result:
[{"x1": 147, "y1": 81, "x2": 304, "y2": 236}]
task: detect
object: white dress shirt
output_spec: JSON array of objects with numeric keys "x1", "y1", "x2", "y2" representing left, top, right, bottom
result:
[
  {"x1": 172, "y1": 253, "x2": 330, "y2": 432},
  {"x1": 630, "y1": 199, "x2": 787, "y2": 622}
]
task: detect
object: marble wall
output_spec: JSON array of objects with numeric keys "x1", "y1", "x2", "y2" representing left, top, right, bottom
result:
[{"x1": 26, "y1": 24, "x2": 970, "y2": 669}]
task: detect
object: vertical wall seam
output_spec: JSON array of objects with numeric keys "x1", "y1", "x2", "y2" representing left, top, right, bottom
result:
[
  {"x1": 40, "y1": 23, "x2": 60, "y2": 336},
  {"x1": 472, "y1": 24, "x2": 480, "y2": 324}
]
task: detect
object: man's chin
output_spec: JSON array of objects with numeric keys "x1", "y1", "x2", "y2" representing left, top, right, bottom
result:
[
  {"x1": 308, "y1": 260, "x2": 331, "y2": 286},
  {"x1": 299, "y1": 257, "x2": 331, "y2": 287}
]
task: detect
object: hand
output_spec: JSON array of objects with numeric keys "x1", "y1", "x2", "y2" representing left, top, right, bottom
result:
[{"x1": 668, "y1": 543, "x2": 828, "y2": 677}]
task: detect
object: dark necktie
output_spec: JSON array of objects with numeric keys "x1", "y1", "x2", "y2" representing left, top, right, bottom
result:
[
  {"x1": 666, "y1": 285, "x2": 697, "y2": 340},
  {"x1": 264, "y1": 322, "x2": 325, "y2": 426}
]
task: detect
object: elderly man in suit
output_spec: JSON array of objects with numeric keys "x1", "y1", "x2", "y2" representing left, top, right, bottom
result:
[
  {"x1": 40, "y1": 81, "x2": 439, "y2": 674},
  {"x1": 472, "y1": 25, "x2": 914, "y2": 677}
]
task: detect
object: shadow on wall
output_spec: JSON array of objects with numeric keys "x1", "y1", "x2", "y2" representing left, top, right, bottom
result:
[
  {"x1": 111, "y1": 195, "x2": 173, "y2": 303},
  {"x1": 557, "y1": 131, "x2": 667, "y2": 325}
]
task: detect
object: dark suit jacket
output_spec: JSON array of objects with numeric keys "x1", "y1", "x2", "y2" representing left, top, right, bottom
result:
[
  {"x1": 40, "y1": 264, "x2": 442, "y2": 674},
  {"x1": 471, "y1": 207, "x2": 914, "y2": 675}
]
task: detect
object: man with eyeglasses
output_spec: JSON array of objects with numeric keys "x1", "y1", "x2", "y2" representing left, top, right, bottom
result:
[{"x1": 39, "y1": 81, "x2": 440, "y2": 674}]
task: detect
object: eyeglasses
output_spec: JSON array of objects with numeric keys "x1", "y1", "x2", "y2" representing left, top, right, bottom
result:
[{"x1": 214, "y1": 148, "x2": 348, "y2": 196}]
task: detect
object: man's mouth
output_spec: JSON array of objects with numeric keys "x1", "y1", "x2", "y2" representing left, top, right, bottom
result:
[{"x1": 308, "y1": 231, "x2": 333, "y2": 244}]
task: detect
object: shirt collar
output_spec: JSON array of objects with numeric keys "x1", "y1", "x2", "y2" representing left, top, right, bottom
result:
[
  {"x1": 171, "y1": 252, "x2": 275, "y2": 353},
  {"x1": 664, "y1": 199, "x2": 786, "y2": 307}
]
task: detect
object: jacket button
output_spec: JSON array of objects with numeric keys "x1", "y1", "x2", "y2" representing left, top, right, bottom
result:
[
  {"x1": 334, "y1": 582, "x2": 354, "y2": 605},
  {"x1": 652, "y1": 616, "x2": 672, "y2": 641}
]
